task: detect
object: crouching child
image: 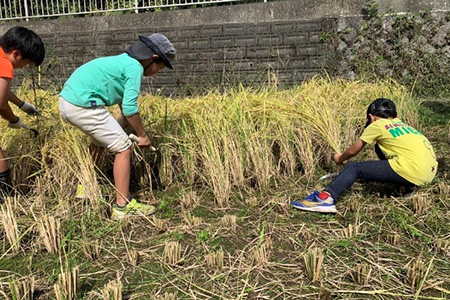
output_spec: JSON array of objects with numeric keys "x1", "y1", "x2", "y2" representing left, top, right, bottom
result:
[
  {"x1": 59, "y1": 33, "x2": 175, "y2": 219},
  {"x1": 0, "y1": 26, "x2": 45, "y2": 201},
  {"x1": 291, "y1": 98, "x2": 438, "y2": 213}
]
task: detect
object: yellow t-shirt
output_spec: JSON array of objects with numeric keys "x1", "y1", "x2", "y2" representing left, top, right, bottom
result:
[{"x1": 360, "y1": 118, "x2": 437, "y2": 186}]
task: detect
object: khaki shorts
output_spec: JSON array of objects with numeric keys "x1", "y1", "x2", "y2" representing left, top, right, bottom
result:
[{"x1": 59, "y1": 97, "x2": 132, "y2": 153}]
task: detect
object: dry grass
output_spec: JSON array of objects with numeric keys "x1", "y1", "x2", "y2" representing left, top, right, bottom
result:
[
  {"x1": 163, "y1": 241, "x2": 183, "y2": 265},
  {"x1": 7, "y1": 276, "x2": 35, "y2": 300},
  {"x1": 81, "y1": 239, "x2": 102, "y2": 261},
  {"x1": 0, "y1": 197, "x2": 21, "y2": 253},
  {"x1": 100, "y1": 279, "x2": 122, "y2": 300},
  {"x1": 205, "y1": 248, "x2": 224, "y2": 269},
  {"x1": 220, "y1": 214, "x2": 237, "y2": 233},
  {"x1": 54, "y1": 261, "x2": 79, "y2": 300},
  {"x1": 303, "y1": 247, "x2": 325, "y2": 283},
  {"x1": 350, "y1": 263, "x2": 372, "y2": 286},
  {"x1": 0, "y1": 78, "x2": 448, "y2": 299},
  {"x1": 37, "y1": 214, "x2": 61, "y2": 254}
]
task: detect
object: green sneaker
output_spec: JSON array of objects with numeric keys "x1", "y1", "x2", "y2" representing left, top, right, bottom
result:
[{"x1": 111, "y1": 198, "x2": 156, "y2": 220}]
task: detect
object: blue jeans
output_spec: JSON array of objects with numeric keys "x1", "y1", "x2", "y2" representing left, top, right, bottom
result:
[{"x1": 325, "y1": 144, "x2": 415, "y2": 200}]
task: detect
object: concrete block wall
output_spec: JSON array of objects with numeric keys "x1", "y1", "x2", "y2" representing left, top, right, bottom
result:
[
  {"x1": 154, "y1": 19, "x2": 328, "y2": 94},
  {"x1": 1, "y1": 0, "x2": 447, "y2": 95},
  {"x1": 23, "y1": 19, "x2": 328, "y2": 95}
]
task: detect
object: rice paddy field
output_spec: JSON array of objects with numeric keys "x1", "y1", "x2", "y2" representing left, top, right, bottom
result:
[{"x1": 0, "y1": 77, "x2": 449, "y2": 299}]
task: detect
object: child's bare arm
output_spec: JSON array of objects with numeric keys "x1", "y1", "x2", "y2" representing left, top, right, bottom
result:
[
  {"x1": 7, "y1": 90, "x2": 23, "y2": 106},
  {"x1": 7, "y1": 90, "x2": 39, "y2": 115},
  {"x1": 125, "y1": 113, "x2": 151, "y2": 147},
  {"x1": 333, "y1": 139, "x2": 366, "y2": 165},
  {"x1": 0, "y1": 78, "x2": 19, "y2": 122}
]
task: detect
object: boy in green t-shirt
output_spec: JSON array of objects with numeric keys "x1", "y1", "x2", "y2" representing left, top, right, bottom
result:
[
  {"x1": 59, "y1": 33, "x2": 175, "y2": 220},
  {"x1": 291, "y1": 98, "x2": 438, "y2": 213}
]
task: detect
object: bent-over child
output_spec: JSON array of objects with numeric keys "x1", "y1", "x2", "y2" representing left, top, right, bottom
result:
[
  {"x1": 0, "y1": 26, "x2": 45, "y2": 200},
  {"x1": 291, "y1": 98, "x2": 438, "y2": 213},
  {"x1": 59, "y1": 33, "x2": 175, "y2": 219}
]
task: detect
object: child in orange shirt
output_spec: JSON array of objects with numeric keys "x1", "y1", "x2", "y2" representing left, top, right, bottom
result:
[{"x1": 0, "y1": 26, "x2": 45, "y2": 200}]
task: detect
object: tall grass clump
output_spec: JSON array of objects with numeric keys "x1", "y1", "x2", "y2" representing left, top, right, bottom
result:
[
  {"x1": 0, "y1": 76, "x2": 433, "y2": 298},
  {"x1": 1, "y1": 77, "x2": 415, "y2": 208},
  {"x1": 136, "y1": 77, "x2": 415, "y2": 204}
]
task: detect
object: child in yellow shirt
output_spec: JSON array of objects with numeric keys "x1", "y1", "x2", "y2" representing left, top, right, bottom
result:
[{"x1": 291, "y1": 98, "x2": 438, "y2": 213}]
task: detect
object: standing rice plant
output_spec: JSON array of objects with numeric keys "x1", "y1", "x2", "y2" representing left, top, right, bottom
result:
[
  {"x1": 350, "y1": 263, "x2": 372, "y2": 285},
  {"x1": 407, "y1": 258, "x2": 426, "y2": 289},
  {"x1": 194, "y1": 112, "x2": 232, "y2": 207},
  {"x1": 221, "y1": 214, "x2": 237, "y2": 233},
  {"x1": 163, "y1": 241, "x2": 183, "y2": 265},
  {"x1": 117, "y1": 78, "x2": 415, "y2": 204},
  {"x1": 81, "y1": 239, "x2": 102, "y2": 261},
  {"x1": 100, "y1": 278, "x2": 122, "y2": 300},
  {"x1": 303, "y1": 248, "x2": 324, "y2": 283},
  {"x1": 183, "y1": 211, "x2": 202, "y2": 227},
  {"x1": 292, "y1": 126, "x2": 317, "y2": 179},
  {"x1": 293, "y1": 77, "x2": 410, "y2": 153},
  {"x1": 205, "y1": 248, "x2": 224, "y2": 270},
  {"x1": 1, "y1": 78, "x2": 415, "y2": 210},
  {"x1": 37, "y1": 214, "x2": 61, "y2": 254},
  {"x1": 8, "y1": 276, "x2": 35, "y2": 300},
  {"x1": 412, "y1": 193, "x2": 431, "y2": 215},
  {"x1": 54, "y1": 255, "x2": 79, "y2": 300},
  {"x1": 150, "y1": 215, "x2": 167, "y2": 232},
  {"x1": 49, "y1": 128, "x2": 103, "y2": 213},
  {"x1": 254, "y1": 238, "x2": 273, "y2": 266},
  {"x1": 342, "y1": 224, "x2": 359, "y2": 238},
  {"x1": 0, "y1": 197, "x2": 21, "y2": 253}
]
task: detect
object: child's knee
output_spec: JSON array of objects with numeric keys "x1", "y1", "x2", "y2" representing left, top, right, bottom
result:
[
  {"x1": 108, "y1": 134, "x2": 132, "y2": 154},
  {"x1": 345, "y1": 162, "x2": 357, "y2": 170}
]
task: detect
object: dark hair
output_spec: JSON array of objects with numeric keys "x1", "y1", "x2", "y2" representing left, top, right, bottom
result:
[
  {"x1": 0, "y1": 26, "x2": 45, "y2": 66},
  {"x1": 365, "y1": 98, "x2": 397, "y2": 127}
]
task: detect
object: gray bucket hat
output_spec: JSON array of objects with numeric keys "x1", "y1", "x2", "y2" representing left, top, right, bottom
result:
[{"x1": 125, "y1": 33, "x2": 176, "y2": 69}]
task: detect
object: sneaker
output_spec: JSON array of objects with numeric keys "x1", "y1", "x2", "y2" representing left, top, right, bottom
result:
[
  {"x1": 75, "y1": 184, "x2": 86, "y2": 199},
  {"x1": 291, "y1": 191, "x2": 337, "y2": 213},
  {"x1": 111, "y1": 198, "x2": 156, "y2": 220}
]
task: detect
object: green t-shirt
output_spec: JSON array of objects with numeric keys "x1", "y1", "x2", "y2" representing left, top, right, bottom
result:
[
  {"x1": 360, "y1": 118, "x2": 438, "y2": 186},
  {"x1": 60, "y1": 53, "x2": 143, "y2": 117}
]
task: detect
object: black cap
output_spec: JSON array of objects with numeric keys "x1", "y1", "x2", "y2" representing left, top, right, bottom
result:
[{"x1": 365, "y1": 98, "x2": 397, "y2": 127}]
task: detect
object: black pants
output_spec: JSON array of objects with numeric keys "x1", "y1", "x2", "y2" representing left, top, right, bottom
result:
[{"x1": 325, "y1": 144, "x2": 415, "y2": 200}]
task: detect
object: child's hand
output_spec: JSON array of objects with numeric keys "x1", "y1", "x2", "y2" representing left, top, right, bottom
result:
[
  {"x1": 8, "y1": 117, "x2": 25, "y2": 129},
  {"x1": 137, "y1": 135, "x2": 152, "y2": 148},
  {"x1": 19, "y1": 102, "x2": 39, "y2": 116},
  {"x1": 333, "y1": 153, "x2": 343, "y2": 165},
  {"x1": 129, "y1": 134, "x2": 157, "y2": 151}
]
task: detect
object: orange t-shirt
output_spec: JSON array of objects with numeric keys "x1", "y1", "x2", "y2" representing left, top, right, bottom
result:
[{"x1": 0, "y1": 47, "x2": 14, "y2": 79}]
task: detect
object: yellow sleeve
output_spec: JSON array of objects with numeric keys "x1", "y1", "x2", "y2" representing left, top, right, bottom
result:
[{"x1": 360, "y1": 123, "x2": 382, "y2": 145}]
